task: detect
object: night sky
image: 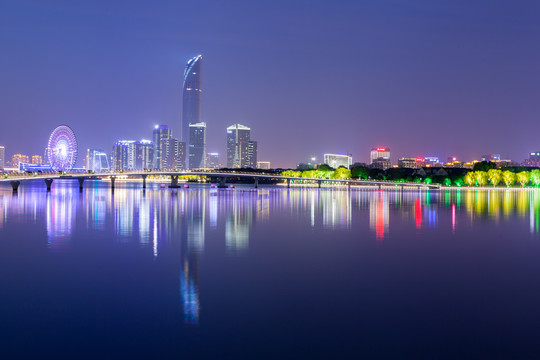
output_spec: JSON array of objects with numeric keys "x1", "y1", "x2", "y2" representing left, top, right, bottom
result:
[{"x1": 1, "y1": 0, "x2": 539, "y2": 167}]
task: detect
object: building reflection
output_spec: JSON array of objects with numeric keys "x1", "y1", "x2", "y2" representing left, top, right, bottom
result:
[
  {"x1": 369, "y1": 191, "x2": 389, "y2": 240},
  {"x1": 46, "y1": 186, "x2": 78, "y2": 250},
  {"x1": 225, "y1": 191, "x2": 253, "y2": 252}
]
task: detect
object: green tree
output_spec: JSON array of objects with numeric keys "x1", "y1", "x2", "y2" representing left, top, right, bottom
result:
[
  {"x1": 474, "y1": 171, "x2": 488, "y2": 186},
  {"x1": 443, "y1": 178, "x2": 452, "y2": 187},
  {"x1": 301, "y1": 170, "x2": 317, "y2": 179},
  {"x1": 517, "y1": 171, "x2": 530, "y2": 187},
  {"x1": 502, "y1": 170, "x2": 516, "y2": 187},
  {"x1": 424, "y1": 177, "x2": 432, "y2": 185},
  {"x1": 530, "y1": 169, "x2": 540, "y2": 187},
  {"x1": 332, "y1": 167, "x2": 351, "y2": 180},
  {"x1": 473, "y1": 161, "x2": 497, "y2": 172},
  {"x1": 454, "y1": 178, "x2": 464, "y2": 187},
  {"x1": 487, "y1": 169, "x2": 502, "y2": 186},
  {"x1": 316, "y1": 165, "x2": 334, "y2": 179},
  {"x1": 351, "y1": 166, "x2": 368, "y2": 179},
  {"x1": 464, "y1": 172, "x2": 475, "y2": 186}
]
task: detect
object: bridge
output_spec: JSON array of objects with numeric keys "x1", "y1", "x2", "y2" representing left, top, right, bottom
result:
[{"x1": 0, "y1": 170, "x2": 440, "y2": 192}]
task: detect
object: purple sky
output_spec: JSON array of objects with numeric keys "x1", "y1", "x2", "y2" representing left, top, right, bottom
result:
[{"x1": 1, "y1": 0, "x2": 539, "y2": 167}]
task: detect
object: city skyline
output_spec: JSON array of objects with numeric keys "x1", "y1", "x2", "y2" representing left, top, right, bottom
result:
[{"x1": 1, "y1": 1, "x2": 539, "y2": 167}]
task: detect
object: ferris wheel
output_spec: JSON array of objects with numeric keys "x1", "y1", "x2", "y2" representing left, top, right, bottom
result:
[{"x1": 47, "y1": 125, "x2": 78, "y2": 171}]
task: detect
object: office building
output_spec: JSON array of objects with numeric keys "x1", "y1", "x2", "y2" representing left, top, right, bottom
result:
[
  {"x1": 244, "y1": 141, "x2": 257, "y2": 168},
  {"x1": 112, "y1": 141, "x2": 133, "y2": 171},
  {"x1": 370, "y1": 148, "x2": 391, "y2": 170},
  {"x1": 324, "y1": 154, "x2": 353, "y2": 169},
  {"x1": 0, "y1": 146, "x2": 4, "y2": 170},
  {"x1": 153, "y1": 125, "x2": 172, "y2": 170},
  {"x1": 206, "y1": 153, "x2": 220, "y2": 169},
  {"x1": 398, "y1": 157, "x2": 423, "y2": 169},
  {"x1": 87, "y1": 149, "x2": 110, "y2": 172},
  {"x1": 132, "y1": 140, "x2": 154, "y2": 170},
  {"x1": 12, "y1": 154, "x2": 30, "y2": 167},
  {"x1": 31, "y1": 155, "x2": 43, "y2": 165},
  {"x1": 227, "y1": 124, "x2": 251, "y2": 168},
  {"x1": 189, "y1": 122, "x2": 206, "y2": 169},
  {"x1": 166, "y1": 138, "x2": 186, "y2": 170},
  {"x1": 182, "y1": 55, "x2": 203, "y2": 155},
  {"x1": 257, "y1": 161, "x2": 271, "y2": 170}
]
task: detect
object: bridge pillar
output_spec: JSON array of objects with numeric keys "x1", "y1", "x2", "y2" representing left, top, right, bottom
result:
[
  {"x1": 44, "y1": 178, "x2": 53, "y2": 192},
  {"x1": 110, "y1": 176, "x2": 116, "y2": 191},
  {"x1": 378, "y1": 184, "x2": 382, "y2": 190},
  {"x1": 218, "y1": 177, "x2": 227, "y2": 188},
  {"x1": 169, "y1": 175, "x2": 180, "y2": 188},
  {"x1": 10, "y1": 181, "x2": 20, "y2": 192},
  {"x1": 77, "y1": 177, "x2": 85, "y2": 192},
  {"x1": 347, "y1": 182, "x2": 351, "y2": 190},
  {"x1": 287, "y1": 179, "x2": 291, "y2": 188},
  {"x1": 318, "y1": 180, "x2": 321, "y2": 189},
  {"x1": 254, "y1": 177, "x2": 259, "y2": 189},
  {"x1": 142, "y1": 174, "x2": 148, "y2": 189}
]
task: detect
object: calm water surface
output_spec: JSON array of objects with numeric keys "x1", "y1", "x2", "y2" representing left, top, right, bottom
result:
[{"x1": 1, "y1": 180, "x2": 540, "y2": 359}]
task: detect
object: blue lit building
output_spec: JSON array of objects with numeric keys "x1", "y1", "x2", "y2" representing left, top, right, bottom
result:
[{"x1": 182, "y1": 55, "x2": 203, "y2": 153}]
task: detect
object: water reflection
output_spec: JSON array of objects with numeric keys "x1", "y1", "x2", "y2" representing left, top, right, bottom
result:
[{"x1": 3, "y1": 183, "x2": 540, "y2": 325}]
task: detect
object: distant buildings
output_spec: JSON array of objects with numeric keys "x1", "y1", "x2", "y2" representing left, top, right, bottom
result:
[
  {"x1": 166, "y1": 138, "x2": 185, "y2": 170},
  {"x1": 370, "y1": 148, "x2": 391, "y2": 170},
  {"x1": 227, "y1": 124, "x2": 257, "y2": 168},
  {"x1": 0, "y1": 146, "x2": 4, "y2": 170},
  {"x1": 481, "y1": 154, "x2": 501, "y2": 161},
  {"x1": 12, "y1": 154, "x2": 29, "y2": 167},
  {"x1": 182, "y1": 55, "x2": 203, "y2": 159},
  {"x1": 87, "y1": 149, "x2": 110, "y2": 172},
  {"x1": 189, "y1": 122, "x2": 206, "y2": 169},
  {"x1": 523, "y1": 152, "x2": 540, "y2": 167},
  {"x1": 324, "y1": 154, "x2": 352, "y2": 169},
  {"x1": 257, "y1": 161, "x2": 271, "y2": 170},
  {"x1": 398, "y1": 157, "x2": 423, "y2": 169},
  {"x1": 31, "y1": 155, "x2": 43, "y2": 165},
  {"x1": 206, "y1": 153, "x2": 220, "y2": 169}
]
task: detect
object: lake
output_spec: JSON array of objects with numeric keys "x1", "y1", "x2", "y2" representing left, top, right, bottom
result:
[{"x1": 1, "y1": 180, "x2": 540, "y2": 359}]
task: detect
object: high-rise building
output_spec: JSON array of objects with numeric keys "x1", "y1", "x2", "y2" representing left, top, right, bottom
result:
[
  {"x1": 227, "y1": 124, "x2": 251, "y2": 168},
  {"x1": 370, "y1": 148, "x2": 391, "y2": 170},
  {"x1": 244, "y1": 140, "x2": 257, "y2": 168},
  {"x1": 182, "y1": 55, "x2": 203, "y2": 152},
  {"x1": 0, "y1": 146, "x2": 5, "y2": 170},
  {"x1": 324, "y1": 154, "x2": 353, "y2": 169},
  {"x1": 132, "y1": 140, "x2": 154, "y2": 170},
  {"x1": 257, "y1": 161, "x2": 271, "y2": 170},
  {"x1": 166, "y1": 138, "x2": 186, "y2": 170},
  {"x1": 189, "y1": 122, "x2": 206, "y2": 169},
  {"x1": 153, "y1": 125, "x2": 172, "y2": 170},
  {"x1": 87, "y1": 149, "x2": 110, "y2": 172},
  {"x1": 112, "y1": 141, "x2": 133, "y2": 171},
  {"x1": 206, "y1": 153, "x2": 220, "y2": 169},
  {"x1": 31, "y1": 155, "x2": 43, "y2": 165}
]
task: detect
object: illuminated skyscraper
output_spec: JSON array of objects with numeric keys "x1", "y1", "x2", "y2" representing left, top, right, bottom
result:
[
  {"x1": 167, "y1": 138, "x2": 186, "y2": 170},
  {"x1": 324, "y1": 154, "x2": 352, "y2": 169},
  {"x1": 189, "y1": 122, "x2": 206, "y2": 169},
  {"x1": 370, "y1": 147, "x2": 391, "y2": 170},
  {"x1": 152, "y1": 125, "x2": 172, "y2": 170},
  {"x1": 112, "y1": 141, "x2": 133, "y2": 171},
  {"x1": 132, "y1": 140, "x2": 154, "y2": 170},
  {"x1": 31, "y1": 155, "x2": 43, "y2": 165},
  {"x1": 227, "y1": 124, "x2": 251, "y2": 168},
  {"x1": 182, "y1": 55, "x2": 202, "y2": 151}
]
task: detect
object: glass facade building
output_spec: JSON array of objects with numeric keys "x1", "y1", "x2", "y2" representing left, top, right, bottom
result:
[
  {"x1": 87, "y1": 149, "x2": 110, "y2": 172},
  {"x1": 152, "y1": 125, "x2": 172, "y2": 170},
  {"x1": 189, "y1": 122, "x2": 206, "y2": 169},
  {"x1": 182, "y1": 55, "x2": 202, "y2": 151},
  {"x1": 227, "y1": 124, "x2": 251, "y2": 168}
]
